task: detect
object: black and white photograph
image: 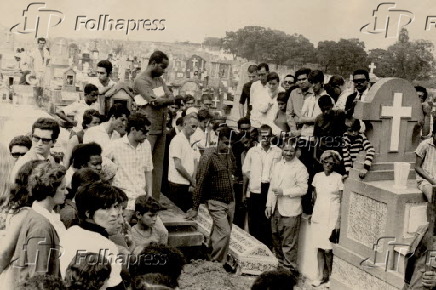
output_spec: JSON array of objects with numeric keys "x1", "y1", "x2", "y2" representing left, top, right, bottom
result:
[{"x1": 0, "y1": 0, "x2": 435, "y2": 289}]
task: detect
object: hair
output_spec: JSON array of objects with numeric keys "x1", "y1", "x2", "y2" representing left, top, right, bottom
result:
[
  {"x1": 284, "y1": 74, "x2": 295, "y2": 80},
  {"x1": 131, "y1": 244, "x2": 186, "y2": 288},
  {"x1": 75, "y1": 181, "x2": 120, "y2": 220},
  {"x1": 127, "y1": 112, "x2": 151, "y2": 133},
  {"x1": 70, "y1": 168, "x2": 101, "y2": 201},
  {"x1": 9, "y1": 135, "x2": 32, "y2": 152},
  {"x1": 97, "y1": 60, "x2": 113, "y2": 76},
  {"x1": 277, "y1": 92, "x2": 289, "y2": 103},
  {"x1": 37, "y1": 37, "x2": 46, "y2": 43},
  {"x1": 217, "y1": 126, "x2": 234, "y2": 141},
  {"x1": 84, "y1": 83, "x2": 99, "y2": 95},
  {"x1": 82, "y1": 109, "x2": 101, "y2": 129},
  {"x1": 237, "y1": 117, "x2": 251, "y2": 129},
  {"x1": 353, "y1": 69, "x2": 369, "y2": 81},
  {"x1": 28, "y1": 162, "x2": 66, "y2": 202},
  {"x1": 415, "y1": 86, "x2": 428, "y2": 100},
  {"x1": 185, "y1": 94, "x2": 195, "y2": 103},
  {"x1": 64, "y1": 252, "x2": 111, "y2": 290},
  {"x1": 347, "y1": 118, "x2": 361, "y2": 132},
  {"x1": 320, "y1": 150, "x2": 342, "y2": 166},
  {"x1": 71, "y1": 143, "x2": 102, "y2": 169},
  {"x1": 267, "y1": 72, "x2": 279, "y2": 83},
  {"x1": 135, "y1": 195, "x2": 161, "y2": 215},
  {"x1": 308, "y1": 70, "x2": 324, "y2": 84},
  {"x1": 32, "y1": 117, "x2": 61, "y2": 141},
  {"x1": 107, "y1": 103, "x2": 130, "y2": 119},
  {"x1": 148, "y1": 50, "x2": 169, "y2": 65},
  {"x1": 247, "y1": 64, "x2": 258, "y2": 74},
  {"x1": 17, "y1": 275, "x2": 65, "y2": 290},
  {"x1": 251, "y1": 269, "x2": 298, "y2": 290},
  {"x1": 7, "y1": 160, "x2": 45, "y2": 210},
  {"x1": 328, "y1": 75, "x2": 345, "y2": 87},
  {"x1": 197, "y1": 109, "x2": 210, "y2": 122},
  {"x1": 132, "y1": 273, "x2": 173, "y2": 290},
  {"x1": 257, "y1": 63, "x2": 269, "y2": 72},
  {"x1": 318, "y1": 94, "x2": 334, "y2": 108},
  {"x1": 295, "y1": 68, "x2": 311, "y2": 79},
  {"x1": 175, "y1": 116, "x2": 184, "y2": 127},
  {"x1": 260, "y1": 124, "x2": 272, "y2": 135}
]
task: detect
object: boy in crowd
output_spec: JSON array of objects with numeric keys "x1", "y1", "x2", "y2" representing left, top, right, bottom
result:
[{"x1": 131, "y1": 195, "x2": 168, "y2": 254}]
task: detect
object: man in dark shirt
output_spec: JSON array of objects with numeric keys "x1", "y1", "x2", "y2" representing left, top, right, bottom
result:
[
  {"x1": 134, "y1": 50, "x2": 180, "y2": 199},
  {"x1": 239, "y1": 64, "x2": 258, "y2": 118},
  {"x1": 187, "y1": 127, "x2": 236, "y2": 264}
]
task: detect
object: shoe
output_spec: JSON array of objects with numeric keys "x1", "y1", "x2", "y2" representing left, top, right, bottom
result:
[
  {"x1": 325, "y1": 281, "x2": 330, "y2": 288},
  {"x1": 311, "y1": 280, "x2": 322, "y2": 287}
]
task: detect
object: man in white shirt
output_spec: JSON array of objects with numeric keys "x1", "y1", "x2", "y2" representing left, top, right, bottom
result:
[
  {"x1": 83, "y1": 103, "x2": 129, "y2": 153},
  {"x1": 243, "y1": 124, "x2": 282, "y2": 247},
  {"x1": 168, "y1": 115, "x2": 199, "y2": 212},
  {"x1": 55, "y1": 83, "x2": 99, "y2": 132},
  {"x1": 30, "y1": 37, "x2": 50, "y2": 104},
  {"x1": 266, "y1": 143, "x2": 308, "y2": 271},
  {"x1": 105, "y1": 112, "x2": 153, "y2": 211},
  {"x1": 93, "y1": 60, "x2": 116, "y2": 115},
  {"x1": 250, "y1": 63, "x2": 270, "y2": 129}
]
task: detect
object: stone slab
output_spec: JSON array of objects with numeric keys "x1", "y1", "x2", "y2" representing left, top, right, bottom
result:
[{"x1": 168, "y1": 230, "x2": 204, "y2": 248}]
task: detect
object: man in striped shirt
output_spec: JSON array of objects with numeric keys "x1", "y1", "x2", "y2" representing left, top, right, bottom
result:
[{"x1": 342, "y1": 118, "x2": 375, "y2": 179}]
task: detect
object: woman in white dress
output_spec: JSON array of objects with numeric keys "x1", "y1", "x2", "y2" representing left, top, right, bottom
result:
[{"x1": 310, "y1": 150, "x2": 344, "y2": 288}]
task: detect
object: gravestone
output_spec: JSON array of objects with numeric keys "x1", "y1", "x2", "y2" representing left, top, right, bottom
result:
[{"x1": 331, "y1": 78, "x2": 426, "y2": 289}]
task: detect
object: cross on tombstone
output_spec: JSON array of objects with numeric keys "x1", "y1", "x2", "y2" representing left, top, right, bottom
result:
[
  {"x1": 192, "y1": 58, "x2": 198, "y2": 69},
  {"x1": 369, "y1": 62, "x2": 377, "y2": 75},
  {"x1": 380, "y1": 93, "x2": 412, "y2": 151},
  {"x1": 212, "y1": 95, "x2": 220, "y2": 108},
  {"x1": 353, "y1": 78, "x2": 423, "y2": 162}
]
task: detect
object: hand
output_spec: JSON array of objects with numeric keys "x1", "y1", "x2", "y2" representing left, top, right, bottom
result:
[
  {"x1": 186, "y1": 209, "x2": 198, "y2": 220},
  {"x1": 265, "y1": 207, "x2": 272, "y2": 219},
  {"x1": 273, "y1": 188, "x2": 283, "y2": 196},
  {"x1": 422, "y1": 270, "x2": 436, "y2": 288},
  {"x1": 359, "y1": 169, "x2": 368, "y2": 179}
]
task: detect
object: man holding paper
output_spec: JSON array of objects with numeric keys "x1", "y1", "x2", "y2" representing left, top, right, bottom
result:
[{"x1": 134, "y1": 50, "x2": 179, "y2": 199}]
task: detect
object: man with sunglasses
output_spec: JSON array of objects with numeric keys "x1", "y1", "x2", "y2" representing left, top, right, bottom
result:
[
  {"x1": 282, "y1": 74, "x2": 296, "y2": 94},
  {"x1": 167, "y1": 114, "x2": 199, "y2": 212},
  {"x1": 9, "y1": 135, "x2": 32, "y2": 162},
  {"x1": 11, "y1": 117, "x2": 60, "y2": 182},
  {"x1": 345, "y1": 69, "x2": 370, "y2": 119},
  {"x1": 286, "y1": 68, "x2": 313, "y2": 136}
]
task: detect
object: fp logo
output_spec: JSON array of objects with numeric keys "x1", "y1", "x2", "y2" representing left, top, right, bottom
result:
[
  {"x1": 360, "y1": 2, "x2": 414, "y2": 39},
  {"x1": 10, "y1": 2, "x2": 64, "y2": 38}
]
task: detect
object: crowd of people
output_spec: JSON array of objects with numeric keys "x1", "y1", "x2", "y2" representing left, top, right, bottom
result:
[{"x1": 0, "y1": 46, "x2": 435, "y2": 289}]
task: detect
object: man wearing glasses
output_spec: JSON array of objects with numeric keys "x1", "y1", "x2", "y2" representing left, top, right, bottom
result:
[
  {"x1": 10, "y1": 118, "x2": 60, "y2": 182},
  {"x1": 345, "y1": 69, "x2": 370, "y2": 119},
  {"x1": 9, "y1": 135, "x2": 32, "y2": 162},
  {"x1": 282, "y1": 74, "x2": 296, "y2": 94},
  {"x1": 286, "y1": 68, "x2": 313, "y2": 136}
]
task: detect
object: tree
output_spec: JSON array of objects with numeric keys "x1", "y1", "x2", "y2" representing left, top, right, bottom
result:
[
  {"x1": 222, "y1": 26, "x2": 316, "y2": 65},
  {"x1": 369, "y1": 29, "x2": 434, "y2": 81},
  {"x1": 317, "y1": 38, "x2": 369, "y2": 77}
]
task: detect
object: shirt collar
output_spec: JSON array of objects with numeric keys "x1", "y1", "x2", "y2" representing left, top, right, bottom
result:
[{"x1": 78, "y1": 219, "x2": 109, "y2": 238}]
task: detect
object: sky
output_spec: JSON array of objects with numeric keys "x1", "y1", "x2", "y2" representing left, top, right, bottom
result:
[{"x1": 1, "y1": 0, "x2": 436, "y2": 51}]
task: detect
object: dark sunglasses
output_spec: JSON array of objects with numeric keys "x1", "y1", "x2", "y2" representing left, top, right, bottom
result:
[
  {"x1": 283, "y1": 81, "x2": 294, "y2": 84},
  {"x1": 11, "y1": 152, "x2": 26, "y2": 157},
  {"x1": 353, "y1": 79, "x2": 367, "y2": 84},
  {"x1": 32, "y1": 134, "x2": 52, "y2": 144}
]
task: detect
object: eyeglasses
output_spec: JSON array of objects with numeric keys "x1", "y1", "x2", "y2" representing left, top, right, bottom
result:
[
  {"x1": 353, "y1": 79, "x2": 367, "y2": 84},
  {"x1": 283, "y1": 81, "x2": 294, "y2": 84},
  {"x1": 11, "y1": 152, "x2": 26, "y2": 157},
  {"x1": 32, "y1": 134, "x2": 52, "y2": 144}
]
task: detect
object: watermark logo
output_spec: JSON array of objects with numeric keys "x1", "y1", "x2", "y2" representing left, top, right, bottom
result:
[
  {"x1": 360, "y1": 2, "x2": 414, "y2": 39},
  {"x1": 10, "y1": 2, "x2": 64, "y2": 38}
]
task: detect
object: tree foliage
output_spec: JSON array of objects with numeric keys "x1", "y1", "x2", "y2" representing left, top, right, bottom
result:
[
  {"x1": 317, "y1": 38, "x2": 369, "y2": 77},
  {"x1": 368, "y1": 29, "x2": 434, "y2": 81},
  {"x1": 221, "y1": 26, "x2": 315, "y2": 66}
]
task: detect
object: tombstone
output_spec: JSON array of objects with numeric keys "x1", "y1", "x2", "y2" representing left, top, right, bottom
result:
[
  {"x1": 331, "y1": 78, "x2": 426, "y2": 289},
  {"x1": 62, "y1": 68, "x2": 77, "y2": 92}
]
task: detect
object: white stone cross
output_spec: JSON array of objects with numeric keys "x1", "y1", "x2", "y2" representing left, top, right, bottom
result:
[
  {"x1": 192, "y1": 58, "x2": 199, "y2": 68},
  {"x1": 369, "y1": 62, "x2": 377, "y2": 75},
  {"x1": 212, "y1": 95, "x2": 220, "y2": 108},
  {"x1": 380, "y1": 93, "x2": 412, "y2": 152}
]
